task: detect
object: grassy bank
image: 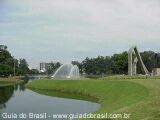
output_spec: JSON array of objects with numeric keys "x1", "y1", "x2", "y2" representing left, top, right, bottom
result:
[
  {"x1": 119, "y1": 79, "x2": 160, "y2": 120},
  {"x1": 26, "y1": 79, "x2": 155, "y2": 119},
  {"x1": 0, "y1": 78, "x2": 21, "y2": 87}
]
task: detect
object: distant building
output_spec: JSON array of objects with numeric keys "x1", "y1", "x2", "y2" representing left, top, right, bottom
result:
[
  {"x1": 152, "y1": 68, "x2": 160, "y2": 76},
  {"x1": 40, "y1": 62, "x2": 53, "y2": 72},
  {"x1": 40, "y1": 62, "x2": 48, "y2": 72},
  {"x1": 39, "y1": 62, "x2": 61, "y2": 73}
]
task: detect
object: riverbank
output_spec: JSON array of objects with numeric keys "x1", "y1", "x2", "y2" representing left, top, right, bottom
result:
[
  {"x1": 25, "y1": 78, "x2": 160, "y2": 119},
  {"x1": 0, "y1": 78, "x2": 22, "y2": 87}
]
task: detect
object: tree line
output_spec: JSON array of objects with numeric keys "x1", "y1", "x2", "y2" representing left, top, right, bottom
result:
[
  {"x1": 72, "y1": 51, "x2": 160, "y2": 75},
  {"x1": 0, "y1": 44, "x2": 160, "y2": 77}
]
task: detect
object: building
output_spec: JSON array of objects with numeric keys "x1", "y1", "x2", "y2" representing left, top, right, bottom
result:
[
  {"x1": 40, "y1": 62, "x2": 48, "y2": 72},
  {"x1": 40, "y1": 62, "x2": 53, "y2": 72}
]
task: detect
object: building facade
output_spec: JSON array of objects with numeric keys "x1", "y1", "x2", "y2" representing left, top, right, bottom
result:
[{"x1": 40, "y1": 62, "x2": 48, "y2": 72}]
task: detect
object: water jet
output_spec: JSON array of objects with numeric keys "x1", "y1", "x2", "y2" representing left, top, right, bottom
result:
[{"x1": 52, "y1": 63, "x2": 80, "y2": 78}]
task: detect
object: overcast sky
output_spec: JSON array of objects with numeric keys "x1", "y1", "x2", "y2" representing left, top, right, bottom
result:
[{"x1": 0, "y1": 0, "x2": 160, "y2": 68}]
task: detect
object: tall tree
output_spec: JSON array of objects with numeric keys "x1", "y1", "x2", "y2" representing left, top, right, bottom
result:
[
  {"x1": 19, "y1": 59, "x2": 29, "y2": 75},
  {"x1": 154, "y1": 53, "x2": 160, "y2": 68},
  {"x1": 111, "y1": 51, "x2": 128, "y2": 74},
  {"x1": 82, "y1": 56, "x2": 112, "y2": 75},
  {"x1": 0, "y1": 64, "x2": 13, "y2": 77},
  {"x1": 139, "y1": 51, "x2": 156, "y2": 73},
  {"x1": 0, "y1": 45, "x2": 14, "y2": 77}
]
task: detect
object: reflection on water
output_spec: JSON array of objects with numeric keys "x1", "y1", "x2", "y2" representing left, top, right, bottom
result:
[
  {"x1": 0, "y1": 78, "x2": 100, "y2": 120},
  {"x1": 0, "y1": 86, "x2": 14, "y2": 109},
  {"x1": 0, "y1": 81, "x2": 28, "y2": 109}
]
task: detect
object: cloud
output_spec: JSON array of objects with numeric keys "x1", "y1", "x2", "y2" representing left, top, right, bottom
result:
[{"x1": 0, "y1": 0, "x2": 160, "y2": 68}]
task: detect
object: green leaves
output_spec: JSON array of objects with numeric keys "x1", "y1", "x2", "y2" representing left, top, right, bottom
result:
[
  {"x1": 0, "y1": 64, "x2": 13, "y2": 77},
  {"x1": 0, "y1": 45, "x2": 30, "y2": 77}
]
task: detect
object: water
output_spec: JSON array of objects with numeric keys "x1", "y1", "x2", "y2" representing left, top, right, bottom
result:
[
  {"x1": 0, "y1": 81, "x2": 100, "y2": 120},
  {"x1": 53, "y1": 63, "x2": 80, "y2": 78}
]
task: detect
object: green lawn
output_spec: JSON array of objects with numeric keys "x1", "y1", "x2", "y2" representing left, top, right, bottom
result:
[{"x1": 25, "y1": 78, "x2": 160, "y2": 119}]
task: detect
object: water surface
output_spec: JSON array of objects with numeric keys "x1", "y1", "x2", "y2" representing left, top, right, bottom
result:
[{"x1": 0, "y1": 81, "x2": 100, "y2": 120}]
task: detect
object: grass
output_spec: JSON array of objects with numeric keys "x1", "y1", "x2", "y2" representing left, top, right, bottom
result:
[
  {"x1": 119, "y1": 79, "x2": 160, "y2": 120},
  {"x1": 0, "y1": 78, "x2": 21, "y2": 86},
  {"x1": 26, "y1": 78, "x2": 158, "y2": 119}
]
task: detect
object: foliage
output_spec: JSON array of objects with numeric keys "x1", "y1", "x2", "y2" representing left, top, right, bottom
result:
[
  {"x1": 46, "y1": 62, "x2": 61, "y2": 74},
  {"x1": 111, "y1": 51, "x2": 128, "y2": 74},
  {"x1": 0, "y1": 45, "x2": 30, "y2": 77},
  {"x1": 1, "y1": 44, "x2": 160, "y2": 76},
  {"x1": 29, "y1": 69, "x2": 39, "y2": 74},
  {"x1": 0, "y1": 64, "x2": 13, "y2": 77},
  {"x1": 154, "y1": 53, "x2": 160, "y2": 68},
  {"x1": 137, "y1": 51, "x2": 160, "y2": 73},
  {"x1": 18, "y1": 59, "x2": 29, "y2": 75},
  {"x1": 82, "y1": 56, "x2": 112, "y2": 75},
  {"x1": 81, "y1": 51, "x2": 160, "y2": 75}
]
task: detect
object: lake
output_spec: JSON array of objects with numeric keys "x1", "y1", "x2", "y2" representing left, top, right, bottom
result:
[{"x1": 0, "y1": 80, "x2": 100, "y2": 120}]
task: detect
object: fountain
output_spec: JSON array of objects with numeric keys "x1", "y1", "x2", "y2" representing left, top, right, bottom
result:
[{"x1": 52, "y1": 63, "x2": 80, "y2": 78}]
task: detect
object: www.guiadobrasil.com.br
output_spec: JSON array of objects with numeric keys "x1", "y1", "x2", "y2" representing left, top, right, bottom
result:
[{"x1": 53, "y1": 113, "x2": 131, "y2": 119}]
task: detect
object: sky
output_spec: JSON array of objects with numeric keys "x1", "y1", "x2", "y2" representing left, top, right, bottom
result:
[{"x1": 0, "y1": 0, "x2": 160, "y2": 68}]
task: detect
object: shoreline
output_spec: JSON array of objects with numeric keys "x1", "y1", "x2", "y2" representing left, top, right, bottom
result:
[
  {"x1": 26, "y1": 79, "x2": 149, "y2": 118},
  {"x1": 0, "y1": 78, "x2": 22, "y2": 87}
]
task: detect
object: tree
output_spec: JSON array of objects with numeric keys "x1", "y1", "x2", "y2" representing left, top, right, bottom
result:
[
  {"x1": 82, "y1": 57, "x2": 96, "y2": 75},
  {"x1": 111, "y1": 51, "x2": 128, "y2": 74},
  {"x1": 19, "y1": 59, "x2": 29, "y2": 75},
  {"x1": 0, "y1": 45, "x2": 7, "y2": 50},
  {"x1": 0, "y1": 45, "x2": 14, "y2": 77},
  {"x1": 29, "y1": 69, "x2": 39, "y2": 74},
  {"x1": 82, "y1": 56, "x2": 112, "y2": 75},
  {"x1": 139, "y1": 51, "x2": 156, "y2": 73},
  {"x1": 154, "y1": 53, "x2": 160, "y2": 68},
  {"x1": 0, "y1": 64, "x2": 13, "y2": 77},
  {"x1": 0, "y1": 47, "x2": 13, "y2": 65},
  {"x1": 46, "y1": 62, "x2": 61, "y2": 75}
]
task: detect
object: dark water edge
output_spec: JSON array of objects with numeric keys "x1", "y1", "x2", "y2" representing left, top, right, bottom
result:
[{"x1": 29, "y1": 87, "x2": 99, "y2": 103}]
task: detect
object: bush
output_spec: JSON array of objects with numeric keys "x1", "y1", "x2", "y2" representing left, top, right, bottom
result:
[{"x1": 0, "y1": 64, "x2": 13, "y2": 77}]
